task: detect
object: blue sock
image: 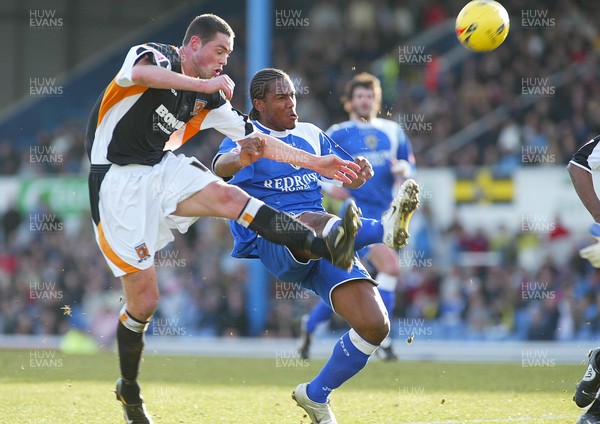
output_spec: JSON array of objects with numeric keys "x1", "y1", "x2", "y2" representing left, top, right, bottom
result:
[
  {"x1": 378, "y1": 288, "x2": 395, "y2": 319},
  {"x1": 307, "y1": 329, "x2": 378, "y2": 403},
  {"x1": 307, "y1": 300, "x2": 334, "y2": 334},
  {"x1": 355, "y1": 218, "x2": 383, "y2": 250}
]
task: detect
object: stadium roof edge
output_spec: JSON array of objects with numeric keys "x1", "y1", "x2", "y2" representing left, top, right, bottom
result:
[{"x1": 0, "y1": 1, "x2": 207, "y2": 138}]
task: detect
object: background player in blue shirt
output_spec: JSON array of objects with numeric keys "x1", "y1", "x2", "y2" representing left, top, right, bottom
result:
[
  {"x1": 212, "y1": 68, "x2": 419, "y2": 423},
  {"x1": 299, "y1": 72, "x2": 416, "y2": 361}
]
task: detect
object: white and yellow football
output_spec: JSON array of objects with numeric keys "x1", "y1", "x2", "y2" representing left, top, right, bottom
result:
[{"x1": 455, "y1": 1, "x2": 510, "y2": 52}]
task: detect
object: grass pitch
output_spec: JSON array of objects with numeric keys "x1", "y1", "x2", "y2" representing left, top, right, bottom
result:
[{"x1": 0, "y1": 349, "x2": 585, "y2": 423}]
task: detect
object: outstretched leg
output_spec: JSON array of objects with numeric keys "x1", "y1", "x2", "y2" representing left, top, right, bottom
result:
[{"x1": 176, "y1": 181, "x2": 359, "y2": 270}]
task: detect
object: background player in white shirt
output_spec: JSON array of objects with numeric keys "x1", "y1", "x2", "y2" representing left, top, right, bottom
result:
[
  {"x1": 85, "y1": 15, "x2": 362, "y2": 424},
  {"x1": 299, "y1": 72, "x2": 416, "y2": 361},
  {"x1": 568, "y1": 135, "x2": 600, "y2": 424},
  {"x1": 213, "y1": 68, "x2": 419, "y2": 423}
]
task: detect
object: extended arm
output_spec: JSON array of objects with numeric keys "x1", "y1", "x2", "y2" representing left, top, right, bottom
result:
[
  {"x1": 214, "y1": 134, "x2": 361, "y2": 184},
  {"x1": 130, "y1": 56, "x2": 235, "y2": 99}
]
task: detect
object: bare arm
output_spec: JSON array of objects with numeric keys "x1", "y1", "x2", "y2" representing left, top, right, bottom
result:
[
  {"x1": 255, "y1": 133, "x2": 361, "y2": 184},
  {"x1": 130, "y1": 56, "x2": 235, "y2": 99},
  {"x1": 568, "y1": 162, "x2": 600, "y2": 222},
  {"x1": 213, "y1": 138, "x2": 265, "y2": 178},
  {"x1": 213, "y1": 133, "x2": 361, "y2": 184}
]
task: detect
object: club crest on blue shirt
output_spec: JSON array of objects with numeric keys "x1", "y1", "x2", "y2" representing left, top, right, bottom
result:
[{"x1": 365, "y1": 135, "x2": 378, "y2": 150}]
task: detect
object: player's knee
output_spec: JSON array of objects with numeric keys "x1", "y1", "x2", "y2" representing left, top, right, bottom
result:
[
  {"x1": 357, "y1": 313, "x2": 390, "y2": 345},
  {"x1": 129, "y1": 291, "x2": 159, "y2": 321},
  {"x1": 213, "y1": 183, "x2": 249, "y2": 211},
  {"x1": 375, "y1": 317, "x2": 391, "y2": 344}
]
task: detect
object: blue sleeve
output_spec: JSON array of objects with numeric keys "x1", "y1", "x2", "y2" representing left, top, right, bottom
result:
[
  {"x1": 396, "y1": 128, "x2": 416, "y2": 167},
  {"x1": 212, "y1": 137, "x2": 254, "y2": 184},
  {"x1": 217, "y1": 137, "x2": 238, "y2": 155},
  {"x1": 320, "y1": 131, "x2": 354, "y2": 161}
]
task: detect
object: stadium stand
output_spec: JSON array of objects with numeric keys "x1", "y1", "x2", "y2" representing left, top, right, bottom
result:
[{"x1": 2, "y1": 0, "x2": 600, "y2": 345}]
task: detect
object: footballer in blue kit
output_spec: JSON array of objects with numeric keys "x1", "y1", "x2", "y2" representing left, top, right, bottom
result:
[
  {"x1": 299, "y1": 72, "x2": 416, "y2": 362},
  {"x1": 327, "y1": 114, "x2": 415, "y2": 220},
  {"x1": 213, "y1": 68, "x2": 419, "y2": 423},
  {"x1": 216, "y1": 120, "x2": 354, "y2": 265}
]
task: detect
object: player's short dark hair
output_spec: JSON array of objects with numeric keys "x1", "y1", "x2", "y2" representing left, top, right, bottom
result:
[
  {"x1": 183, "y1": 14, "x2": 234, "y2": 45},
  {"x1": 341, "y1": 72, "x2": 382, "y2": 112},
  {"x1": 248, "y1": 68, "x2": 289, "y2": 120}
]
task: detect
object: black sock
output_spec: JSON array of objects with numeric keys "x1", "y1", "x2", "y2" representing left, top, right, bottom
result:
[
  {"x1": 243, "y1": 203, "x2": 331, "y2": 260},
  {"x1": 117, "y1": 320, "x2": 145, "y2": 402}
]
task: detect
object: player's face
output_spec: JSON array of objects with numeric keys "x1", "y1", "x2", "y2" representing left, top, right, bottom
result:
[
  {"x1": 186, "y1": 32, "x2": 233, "y2": 79},
  {"x1": 350, "y1": 86, "x2": 377, "y2": 121},
  {"x1": 260, "y1": 77, "x2": 298, "y2": 131}
]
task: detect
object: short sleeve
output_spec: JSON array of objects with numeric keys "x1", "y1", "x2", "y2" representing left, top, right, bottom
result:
[
  {"x1": 116, "y1": 44, "x2": 172, "y2": 87},
  {"x1": 200, "y1": 101, "x2": 255, "y2": 141}
]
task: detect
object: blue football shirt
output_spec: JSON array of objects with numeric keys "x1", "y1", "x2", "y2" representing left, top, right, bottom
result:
[
  {"x1": 214, "y1": 120, "x2": 353, "y2": 258},
  {"x1": 327, "y1": 118, "x2": 415, "y2": 219}
]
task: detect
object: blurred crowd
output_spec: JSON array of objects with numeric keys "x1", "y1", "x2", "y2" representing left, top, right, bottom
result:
[
  {"x1": 2, "y1": 193, "x2": 600, "y2": 343},
  {"x1": 2, "y1": 0, "x2": 600, "y2": 343}
]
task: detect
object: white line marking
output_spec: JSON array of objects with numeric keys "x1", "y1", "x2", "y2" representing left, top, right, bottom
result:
[{"x1": 402, "y1": 416, "x2": 576, "y2": 424}]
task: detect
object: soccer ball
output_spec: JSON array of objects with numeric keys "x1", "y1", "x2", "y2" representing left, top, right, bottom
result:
[{"x1": 455, "y1": 1, "x2": 510, "y2": 52}]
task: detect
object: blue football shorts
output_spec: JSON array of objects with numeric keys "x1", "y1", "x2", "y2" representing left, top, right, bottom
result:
[{"x1": 256, "y1": 237, "x2": 377, "y2": 311}]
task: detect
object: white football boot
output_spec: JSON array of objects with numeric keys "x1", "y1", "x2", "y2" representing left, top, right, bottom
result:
[
  {"x1": 292, "y1": 383, "x2": 337, "y2": 424},
  {"x1": 381, "y1": 179, "x2": 420, "y2": 249}
]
